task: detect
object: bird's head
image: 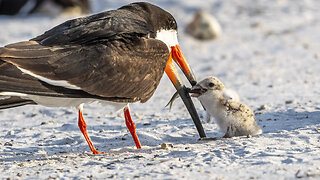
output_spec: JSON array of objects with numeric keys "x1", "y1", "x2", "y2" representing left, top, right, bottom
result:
[
  {"x1": 190, "y1": 76, "x2": 225, "y2": 99},
  {"x1": 120, "y1": 2, "x2": 196, "y2": 85},
  {"x1": 121, "y1": 2, "x2": 178, "y2": 34}
]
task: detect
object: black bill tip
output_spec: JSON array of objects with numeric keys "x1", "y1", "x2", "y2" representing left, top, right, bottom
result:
[
  {"x1": 177, "y1": 86, "x2": 206, "y2": 138},
  {"x1": 189, "y1": 85, "x2": 207, "y2": 98},
  {"x1": 190, "y1": 80, "x2": 197, "y2": 86}
]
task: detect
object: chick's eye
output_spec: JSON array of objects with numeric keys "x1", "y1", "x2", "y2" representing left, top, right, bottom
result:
[{"x1": 208, "y1": 82, "x2": 215, "y2": 87}]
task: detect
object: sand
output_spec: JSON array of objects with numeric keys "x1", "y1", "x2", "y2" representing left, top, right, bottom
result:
[{"x1": 1, "y1": 0, "x2": 320, "y2": 179}]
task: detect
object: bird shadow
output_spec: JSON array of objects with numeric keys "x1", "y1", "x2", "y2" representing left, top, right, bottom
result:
[{"x1": 0, "y1": 117, "x2": 204, "y2": 162}]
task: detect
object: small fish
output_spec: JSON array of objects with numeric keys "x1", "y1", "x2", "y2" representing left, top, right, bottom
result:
[
  {"x1": 165, "y1": 91, "x2": 180, "y2": 110},
  {"x1": 165, "y1": 88, "x2": 192, "y2": 110}
]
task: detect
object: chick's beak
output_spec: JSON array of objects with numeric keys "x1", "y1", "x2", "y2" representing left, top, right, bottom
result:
[
  {"x1": 190, "y1": 85, "x2": 207, "y2": 97},
  {"x1": 165, "y1": 45, "x2": 206, "y2": 138}
]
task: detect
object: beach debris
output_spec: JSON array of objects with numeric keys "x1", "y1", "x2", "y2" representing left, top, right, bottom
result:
[
  {"x1": 160, "y1": 143, "x2": 173, "y2": 150},
  {"x1": 256, "y1": 104, "x2": 269, "y2": 111},
  {"x1": 4, "y1": 142, "x2": 13, "y2": 146},
  {"x1": 285, "y1": 100, "x2": 296, "y2": 104},
  {"x1": 161, "y1": 143, "x2": 169, "y2": 150},
  {"x1": 7, "y1": 130, "x2": 15, "y2": 136}
]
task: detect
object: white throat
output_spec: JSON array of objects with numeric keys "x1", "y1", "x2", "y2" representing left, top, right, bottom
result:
[{"x1": 155, "y1": 29, "x2": 179, "y2": 50}]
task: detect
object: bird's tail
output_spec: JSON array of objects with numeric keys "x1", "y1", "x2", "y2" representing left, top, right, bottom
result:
[{"x1": 0, "y1": 96, "x2": 36, "y2": 109}]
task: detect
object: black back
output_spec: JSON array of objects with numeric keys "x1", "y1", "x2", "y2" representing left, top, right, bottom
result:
[{"x1": 33, "y1": 2, "x2": 177, "y2": 46}]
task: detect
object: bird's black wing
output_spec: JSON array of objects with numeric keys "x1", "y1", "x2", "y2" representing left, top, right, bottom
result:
[
  {"x1": 32, "y1": 9, "x2": 152, "y2": 46},
  {"x1": 0, "y1": 59, "x2": 129, "y2": 101},
  {"x1": 0, "y1": 36, "x2": 168, "y2": 103}
]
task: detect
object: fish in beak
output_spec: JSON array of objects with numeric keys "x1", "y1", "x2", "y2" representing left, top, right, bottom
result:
[{"x1": 165, "y1": 45, "x2": 206, "y2": 138}]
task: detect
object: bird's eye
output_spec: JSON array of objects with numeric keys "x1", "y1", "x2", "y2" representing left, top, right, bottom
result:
[
  {"x1": 208, "y1": 82, "x2": 215, "y2": 87},
  {"x1": 170, "y1": 20, "x2": 177, "y2": 29}
]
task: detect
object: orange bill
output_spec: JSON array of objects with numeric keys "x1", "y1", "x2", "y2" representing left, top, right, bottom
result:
[
  {"x1": 165, "y1": 53, "x2": 183, "y2": 88},
  {"x1": 171, "y1": 45, "x2": 197, "y2": 86},
  {"x1": 165, "y1": 46, "x2": 206, "y2": 138}
]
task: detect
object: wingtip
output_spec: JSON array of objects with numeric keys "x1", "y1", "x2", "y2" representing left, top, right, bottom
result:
[{"x1": 0, "y1": 96, "x2": 36, "y2": 109}]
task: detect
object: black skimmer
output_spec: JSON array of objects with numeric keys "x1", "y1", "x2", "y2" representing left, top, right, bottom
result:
[
  {"x1": 0, "y1": 0, "x2": 90, "y2": 15},
  {"x1": 0, "y1": 2, "x2": 206, "y2": 154}
]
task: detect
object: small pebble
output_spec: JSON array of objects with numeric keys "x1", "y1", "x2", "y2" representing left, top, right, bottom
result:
[
  {"x1": 64, "y1": 110, "x2": 73, "y2": 115},
  {"x1": 4, "y1": 142, "x2": 13, "y2": 146},
  {"x1": 247, "y1": 134, "x2": 252, "y2": 138},
  {"x1": 161, "y1": 143, "x2": 169, "y2": 150},
  {"x1": 7, "y1": 130, "x2": 15, "y2": 136},
  {"x1": 121, "y1": 134, "x2": 128, "y2": 140},
  {"x1": 64, "y1": 137, "x2": 74, "y2": 144},
  {"x1": 250, "y1": 22, "x2": 261, "y2": 28},
  {"x1": 252, "y1": 82, "x2": 259, "y2": 86},
  {"x1": 108, "y1": 175, "x2": 116, "y2": 179},
  {"x1": 285, "y1": 100, "x2": 296, "y2": 104},
  {"x1": 257, "y1": 105, "x2": 269, "y2": 111},
  {"x1": 30, "y1": 113, "x2": 37, "y2": 117},
  {"x1": 18, "y1": 163, "x2": 25, "y2": 167},
  {"x1": 41, "y1": 121, "x2": 55, "y2": 125}
]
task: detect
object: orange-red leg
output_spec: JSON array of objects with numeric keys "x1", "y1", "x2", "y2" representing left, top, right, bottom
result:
[
  {"x1": 123, "y1": 106, "x2": 142, "y2": 149},
  {"x1": 78, "y1": 108, "x2": 105, "y2": 154}
]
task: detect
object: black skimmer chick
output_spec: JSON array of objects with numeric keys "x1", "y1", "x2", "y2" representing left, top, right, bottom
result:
[
  {"x1": 0, "y1": 2, "x2": 205, "y2": 154},
  {"x1": 205, "y1": 88, "x2": 240, "y2": 123},
  {"x1": 190, "y1": 77, "x2": 262, "y2": 138}
]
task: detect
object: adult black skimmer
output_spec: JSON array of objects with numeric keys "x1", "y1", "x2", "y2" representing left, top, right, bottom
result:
[{"x1": 0, "y1": 2, "x2": 206, "y2": 154}]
